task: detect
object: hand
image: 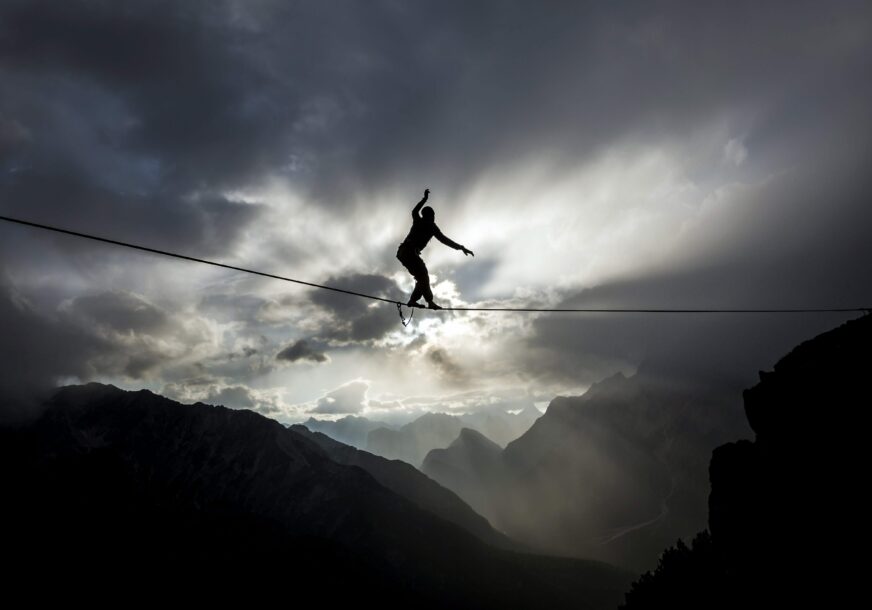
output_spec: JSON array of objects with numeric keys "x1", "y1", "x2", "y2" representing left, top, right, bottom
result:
[
  {"x1": 462, "y1": 247, "x2": 474, "y2": 257},
  {"x1": 424, "y1": 188, "x2": 430, "y2": 198}
]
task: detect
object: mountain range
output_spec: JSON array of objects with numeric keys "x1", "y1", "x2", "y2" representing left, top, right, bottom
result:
[
  {"x1": 3, "y1": 309, "x2": 860, "y2": 604},
  {"x1": 301, "y1": 414, "x2": 393, "y2": 449},
  {"x1": 423, "y1": 370, "x2": 750, "y2": 571},
  {"x1": 0, "y1": 382, "x2": 631, "y2": 607},
  {"x1": 362, "y1": 403, "x2": 541, "y2": 467}
]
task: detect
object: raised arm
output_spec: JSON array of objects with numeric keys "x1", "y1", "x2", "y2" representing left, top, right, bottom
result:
[
  {"x1": 434, "y1": 226, "x2": 474, "y2": 256},
  {"x1": 412, "y1": 188, "x2": 429, "y2": 219}
]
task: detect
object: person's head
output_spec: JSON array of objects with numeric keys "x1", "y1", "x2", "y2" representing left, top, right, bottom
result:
[{"x1": 422, "y1": 206, "x2": 435, "y2": 221}]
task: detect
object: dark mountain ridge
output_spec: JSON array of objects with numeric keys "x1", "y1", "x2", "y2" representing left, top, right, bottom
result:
[
  {"x1": 0, "y1": 383, "x2": 631, "y2": 607},
  {"x1": 289, "y1": 423, "x2": 514, "y2": 550}
]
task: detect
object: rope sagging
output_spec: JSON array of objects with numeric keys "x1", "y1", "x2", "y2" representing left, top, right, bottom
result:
[{"x1": 1, "y1": 214, "x2": 869, "y2": 317}]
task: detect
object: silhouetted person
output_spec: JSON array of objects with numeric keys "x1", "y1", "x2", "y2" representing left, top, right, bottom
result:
[{"x1": 397, "y1": 189, "x2": 473, "y2": 309}]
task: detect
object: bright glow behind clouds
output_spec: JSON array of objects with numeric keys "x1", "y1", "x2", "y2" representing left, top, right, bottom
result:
[{"x1": 1, "y1": 1, "x2": 870, "y2": 422}]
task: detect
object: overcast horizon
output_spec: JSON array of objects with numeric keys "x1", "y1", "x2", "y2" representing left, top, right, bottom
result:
[{"x1": 2, "y1": 1, "x2": 870, "y2": 424}]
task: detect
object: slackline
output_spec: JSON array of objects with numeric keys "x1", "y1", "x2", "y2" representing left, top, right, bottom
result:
[{"x1": 1, "y1": 214, "x2": 869, "y2": 316}]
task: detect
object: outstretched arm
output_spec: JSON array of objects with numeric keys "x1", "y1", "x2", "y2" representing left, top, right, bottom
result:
[
  {"x1": 412, "y1": 189, "x2": 429, "y2": 219},
  {"x1": 434, "y1": 227, "x2": 474, "y2": 256}
]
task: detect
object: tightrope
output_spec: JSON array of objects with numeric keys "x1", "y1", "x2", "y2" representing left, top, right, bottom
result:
[{"x1": 2, "y1": 214, "x2": 869, "y2": 316}]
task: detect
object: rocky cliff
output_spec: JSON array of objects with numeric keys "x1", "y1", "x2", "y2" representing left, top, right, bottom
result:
[{"x1": 622, "y1": 313, "x2": 870, "y2": 608}]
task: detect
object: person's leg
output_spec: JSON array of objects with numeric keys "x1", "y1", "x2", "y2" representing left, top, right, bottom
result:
[
  {"x1": 398, "y1": 248, "x2": 416, "y2": 304},
  {"x1": 408, "y1": 281, "x2": 424, "y2": 306},
  {"x1": 405, "y1": 253, "x2": 434, "y2": 306},
  {"x1": 399, "y1": 248, "x2": 425, "y2": 306},
  {"x1": 418, "y1": 268, "x2": 433, "y2": 304}
]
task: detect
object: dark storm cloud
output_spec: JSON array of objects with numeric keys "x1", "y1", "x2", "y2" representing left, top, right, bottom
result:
[
  {"x1": 62, "y1": 290, "x2": 170, "y2": 335},
  {"x1": 0, "y1": 280, "x2": 201, "y2": 419},
  {"x1": 2, "y1": 0, "x2": 869, "y2": 242},
  {"x1": 0, "y1": 0, "x2": 283, "y2": 187},
  {"x1": 0, "y1": 3, "x2": 731, "y2": 213},
  {"x1": 1, "y1": 170, "x2": 262, "y2": 257},
  {"x1": 0, "y1": 115, "x2": 29, "y2": 163},
  {"x1": 310, "y1": 273, "x2": 404, "y2": 343},
  {"x1": 3, "y1": 1, "x2": 870, "y2": 194},
  {"x1": 241, "y1": 1, "x2": 872, "y2": 204},
  {"x1": 342, "y1": 305, "x2": 402, "y2": 343},
  {"x1": 276, "y1": 339, "x2": 328, "y2": 364},
  {"x1": 57, "y1": 290, "x2": 213, "y2": 378},
  {"x1": 0, "y1": 0, "x2": 273, "y2": 258},
  {"x1": 310, "y1": 273, "x2": 401, "y2": 315},
  {"x1": 0, "y1": 276, "x2": 98, "y2": 420}
]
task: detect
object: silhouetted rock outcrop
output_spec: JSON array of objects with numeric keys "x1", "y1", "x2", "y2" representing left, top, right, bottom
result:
[
  {"x1": 423, "y1": 372, "x2": 748, "y2": 571},
  {"x1": 621, "y1": 313, "x2": 871, "y2": 608},
  {"x1": 0, "y1": 383, "x2": 631, "y2": 607}
]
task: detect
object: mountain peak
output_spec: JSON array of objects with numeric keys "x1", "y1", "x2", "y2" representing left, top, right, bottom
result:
[{"x1": 453, "y1": 427, "x2": 502, "y2": 451}]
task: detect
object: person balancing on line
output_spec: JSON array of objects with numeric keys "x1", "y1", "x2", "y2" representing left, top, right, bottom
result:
[{"x1": 397, "y1": 189, "x2": 473, "y2": 310}]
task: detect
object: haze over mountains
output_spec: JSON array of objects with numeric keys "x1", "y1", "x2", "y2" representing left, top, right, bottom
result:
[
  {"x1": 299, "y1": 367, "x2": 752, "y2": 572},
  {"x1": 303, "y1": 401, "x2": 542, "y2": 467},
  {"x1": 423, "y1": 370, "x2": 750, "y2": 571},
  {"x1": 301, "y1": 415, "x2": 393, "y2": 449}
]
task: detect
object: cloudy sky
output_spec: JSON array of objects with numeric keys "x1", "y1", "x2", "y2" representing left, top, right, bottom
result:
[{"x1": 1, "y1": 0, "x2": 870, "y2": 423}]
